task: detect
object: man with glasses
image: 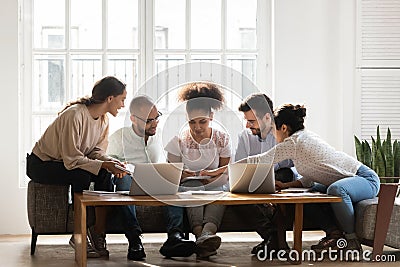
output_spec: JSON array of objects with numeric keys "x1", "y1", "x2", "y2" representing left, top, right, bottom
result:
[{"x1": 107, "y1": 95, "x2": 195, "y2": 261}]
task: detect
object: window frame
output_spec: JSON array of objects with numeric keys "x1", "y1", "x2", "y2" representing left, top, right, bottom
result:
[{"x1": 19, "y1": 0, "x2": 272, "y2": 186}]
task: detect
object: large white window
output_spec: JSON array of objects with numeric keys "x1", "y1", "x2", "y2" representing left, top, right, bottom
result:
[
  {"x1": 356, "y1": 0, "x2": 400, "y2": 140},
  {"x1": 20, "y1": 0, "x2": 271, "y2": 186}
]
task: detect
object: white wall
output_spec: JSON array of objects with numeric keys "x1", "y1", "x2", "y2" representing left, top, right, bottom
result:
[
  {"x1": 0, "y1": 0, "x2": 29, "y2": 234},
  {"x1": 274, "y1": 0, "x2": 356, "y2": 153},
  {"x1": 0, "y1": 0, "x2": 357, "y2": 234}
]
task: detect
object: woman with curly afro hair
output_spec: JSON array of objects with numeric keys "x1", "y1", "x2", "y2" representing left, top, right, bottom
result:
[{"x1": 165, "y1": 82, "x2": 231, "y2": 258}]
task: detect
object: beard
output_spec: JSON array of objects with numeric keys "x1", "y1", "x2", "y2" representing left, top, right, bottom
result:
[
  {"x1": 145, "y1": 127, "x2": 157, "y2": 136},
  {"x1": 250, "y1": 127, "x2": 262, "y2": 138}
]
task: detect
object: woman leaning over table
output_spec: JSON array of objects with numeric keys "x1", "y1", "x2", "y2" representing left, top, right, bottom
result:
[
  {"x1": 203, "y1": 104, "x2": 380, "y2": 254},
  {"x1": 26, "y1": 76, "x2": 129, "y2": 258}
]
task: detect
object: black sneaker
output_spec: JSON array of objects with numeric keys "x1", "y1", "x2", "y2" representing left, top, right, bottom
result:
[
  {"x1": 341, "y1": 237, "x2": 363, "y2": 261},
  {"x1": 87, "y1": 226, "x2": 109, "y2": 257},
  {"x1": 69, "y1": 235, "x2": 101, "y2": 258},
  {"x1": 251, "y1": 240, "x2": 269, "y2": 255},
  {"x1": 127, "y1": 235, "x2": 146, "y2": 261},
  {"x1": 311, "y1": 236, "x2": 340, "y2": 253},
  {"x1": 252, "y1": 238, "x2": 289, "y2": 259},
  {"x1": 159, "y1": 231, "x2": 196, "y2": 258}
]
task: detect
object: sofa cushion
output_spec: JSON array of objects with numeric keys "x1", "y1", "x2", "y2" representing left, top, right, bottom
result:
[
  {"x1": 355, "y1": 197, "x2": 400, "y2": 249},
  {"x1": 27, "y1": 181, "x2": 70, "y2": 233}
]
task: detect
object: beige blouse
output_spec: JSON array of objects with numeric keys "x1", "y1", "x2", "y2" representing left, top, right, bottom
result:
[{"x1": 32, "y1": 104, "x2": 111, "y2": 175}]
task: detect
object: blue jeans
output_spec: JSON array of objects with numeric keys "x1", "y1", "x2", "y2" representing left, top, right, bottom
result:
[
  {"x1": 113, "y1": 175, "x2": 141, "y2": 233},
  {"x1": 163, "y1": 206, "x2": 185, "y2": 234},
  {"x1": 116, "y1": 175, "x2": 184, "y2": 235},
  {"x1": 315, "y1": 165, "x2": 380, "y2": 234}
]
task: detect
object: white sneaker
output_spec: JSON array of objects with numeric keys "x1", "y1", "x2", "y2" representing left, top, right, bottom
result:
[{"x1": 195, "y1": 232, "x2": 221, "y2": 251}]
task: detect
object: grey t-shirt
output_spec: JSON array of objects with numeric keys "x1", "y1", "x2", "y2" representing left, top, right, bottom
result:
[{"x1": 235, "y1": 129, "x2": 294, "y2": 171}]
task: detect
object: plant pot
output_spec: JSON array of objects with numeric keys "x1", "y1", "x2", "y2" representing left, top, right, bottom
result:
[{"x1": 379, "y1": 177, "x2": 399, "y2": 184}]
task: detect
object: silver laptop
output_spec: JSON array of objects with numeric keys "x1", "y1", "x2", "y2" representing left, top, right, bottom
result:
[
  {"x1": 124, "y1": 163, "x2": 184, "y2": 196},
  {"x1": 228, "y1": 163, "x2": 275, "y2": 194}
]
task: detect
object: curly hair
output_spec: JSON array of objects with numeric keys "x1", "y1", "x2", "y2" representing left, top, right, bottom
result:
[{"x1": 178, "y1": 82, "x2": 225, "y2": 113}]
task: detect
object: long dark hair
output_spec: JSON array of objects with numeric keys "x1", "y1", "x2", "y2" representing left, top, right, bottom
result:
[
  {"x1": 59, "y1": 76, "x2": 126, "y2": 115},
  {"x1": 274, "y1": 104, "x2": 306, "y2": 135}
]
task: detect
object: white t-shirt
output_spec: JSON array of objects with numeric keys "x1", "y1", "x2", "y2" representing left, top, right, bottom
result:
[
  {"x1": 107, "y1": 126, "x2": 165, "y2": 164},
  {"x1": 247, "y1": 129, "x2": 361, "y2": 187},
  {"x1": 165, "y1": 128, "x2": 232, "y2": 172}
]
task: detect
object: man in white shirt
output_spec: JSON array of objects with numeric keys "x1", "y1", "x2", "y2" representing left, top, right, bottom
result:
[
  {"x1": 107, "y1": 96, "x2": 195, "y2": 260},
  {"x1": 234, "y1": 93, "x2": 295, "y2": 256}
]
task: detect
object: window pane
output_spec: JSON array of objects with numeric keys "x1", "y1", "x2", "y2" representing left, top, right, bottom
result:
[
  {"x1": 155, "y1": 55, "x2": 185, "y2": 110},
  {"x1": 107, "y1": 54, "x2": 138, "y2": 101},
  {"x1": 32, "y1": 115, "x2": 57, "y2": 144},
  {"x1": 190, "y1": 55, "x2": 221, "y2": 64},
  {"x1": 227, "y1": 55, "x2": 257, "y2": 97},
  {"x1": 33, "y1": 55, "x2": 66, "y2": 112},
  {"x1": 70, "y1": 55, "x2": 102, "y2": 100},
  {"x1": 108, "y1": 0, "x2": 138, "y2": 49},
  {"x1": 71, "y1": 0, "x2": 102, "y2": 49},
  {"x1": 155, "y1": 0, "x2": 185, "y2": 49},
  {"x1": 33, "y1": 0, "x2": 65, "y2": 49},
  {"x1": 227, "y1": 0, "x2": 257, "y2": 49},
  {"x1": 191, "y1": 0, "x2": 221, "y2": 49}
]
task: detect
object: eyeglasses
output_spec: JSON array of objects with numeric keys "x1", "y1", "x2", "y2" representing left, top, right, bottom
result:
[
  {"x1": 246, "y1": 119, "x2": 257, "y2": 126},
  {"x1": 134, "y1": 111, "x2": 162, "y2": 124}
]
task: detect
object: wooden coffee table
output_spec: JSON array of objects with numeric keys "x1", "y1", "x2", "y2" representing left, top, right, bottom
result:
[{"x1": 74, "y1": 192, "x2": 341, "y2": 266}]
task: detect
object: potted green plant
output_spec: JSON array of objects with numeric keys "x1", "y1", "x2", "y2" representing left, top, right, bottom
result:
[{"x1": 354, "y1": 126, "x2": 400, "y2": 184}]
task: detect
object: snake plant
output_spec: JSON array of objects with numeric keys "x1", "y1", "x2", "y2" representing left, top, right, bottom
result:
[{"x1": 354, "y1": 126, "x2": 400, "y2": 183}]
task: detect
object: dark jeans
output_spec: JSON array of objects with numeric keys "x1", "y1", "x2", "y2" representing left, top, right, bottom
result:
[
  {"x1": 26, "y1": 152, "x2": 113, "y2": 227},
  {"x1": 112, "y1": 175, "x2": 142, "y2": 234},
  {"x1": 163, "y1": 206, "x2": 185, "y2": 235},
  {"x1": 26, "y1": 153, "x2": 111, "y2": 193},
  {"x1": 237, "y1": 167, "x2": 295, "y2": 246}
]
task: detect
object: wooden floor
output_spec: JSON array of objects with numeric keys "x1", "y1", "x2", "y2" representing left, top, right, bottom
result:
[{"x1": 1, "y1": 231, "x2": 398, "y2": 266}]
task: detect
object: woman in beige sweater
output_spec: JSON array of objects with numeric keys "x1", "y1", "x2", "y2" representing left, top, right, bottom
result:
[{"x1": 26, "y1": 76, "x2": 129, "y2": 258}]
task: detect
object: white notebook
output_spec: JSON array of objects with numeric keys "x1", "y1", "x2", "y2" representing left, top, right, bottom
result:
[{"x1": 83, "y1": 190, "x2": 120, "y2": 196}]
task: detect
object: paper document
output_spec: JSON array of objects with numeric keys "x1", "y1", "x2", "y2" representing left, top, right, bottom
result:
[
  {"x1": 178, "y1": 190, "x2": 225, "y2": 195},
  {"x1": 280, "y1": 188, "x2": 311, "y2": 193},
  {"x1": 181, "y1": 176, "x2": 211, "y2": 183},
  {"x1": 83, "y1": 190, "x2": 120, "y2": 196},
  {"x1": 272, "y1": 192, "x2": 326, "y2": 197}
]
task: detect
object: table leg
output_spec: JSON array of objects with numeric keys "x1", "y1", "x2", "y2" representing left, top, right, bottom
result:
[
  {"x1": 74, "y1": 195, "x2": 87, "y2": 267},
  {"x1": 292, "y1": 203, "x2": 304, "y2": 264}
]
